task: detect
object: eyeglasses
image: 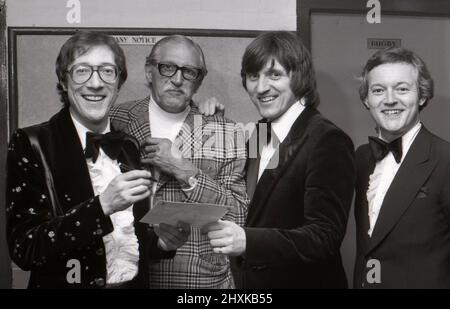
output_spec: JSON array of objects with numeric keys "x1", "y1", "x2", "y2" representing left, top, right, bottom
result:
[
  {"x1": 67, "y1": 64, "x2": 119, "y2": 84},
  {"x1": 153, "y1": 62, "x2": 204, "y2": 81}
]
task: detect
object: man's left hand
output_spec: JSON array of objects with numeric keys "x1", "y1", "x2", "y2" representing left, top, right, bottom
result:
[
  {"x1": 203, "y1": 220, "x2": 246, "y2": 256},
  {"x1": 141, "y1": 137, "x2": 198, "y2": 186},
  {"x1": 155, "y1": 222, "x2": 190, "y2": 251}
]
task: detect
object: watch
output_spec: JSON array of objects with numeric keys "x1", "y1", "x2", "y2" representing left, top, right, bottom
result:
[
  {"x1": 187, "y1": 175, "x2": 198, "y2": 187},
  {"x1": 181, "y1": 172, "x2": 199, "y2": 191}
]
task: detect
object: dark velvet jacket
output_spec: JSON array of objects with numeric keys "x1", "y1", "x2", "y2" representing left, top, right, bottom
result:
[
  {"x1": 6, "y1": 107, "x2": 173, "y2": 288},
  {"x1": 236, "y1": 107, "x2": 356, "y2": 288},
  {"x1": 354, "y1": 126, "x2": 450, "y2": 288}
]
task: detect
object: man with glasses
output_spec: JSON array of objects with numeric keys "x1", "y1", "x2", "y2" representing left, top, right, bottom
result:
[
  {"x1": 110, "y1": 35, "x2": 248, "y2": 289},
  {"x1": 68, "y1": 65, "x2": 118, "y2": 85},
  {"x1": 6, "y1": 31, "x2": 188, "y2": 288}
]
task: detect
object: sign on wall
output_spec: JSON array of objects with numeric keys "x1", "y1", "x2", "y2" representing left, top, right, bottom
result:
[
  {"x1": 113, "y1": 35, "x2": 163, "y2": 45},
  {"x1": 367, "y1": 38, "x2": 402, "y2": 49},
  {"x1": 8, "y1": 28, "x2": 263, "y2": 135}
]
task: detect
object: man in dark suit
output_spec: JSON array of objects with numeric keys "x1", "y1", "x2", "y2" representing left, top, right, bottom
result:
[
  {"x1": 354, "y1": 47, "x2": 450, "y2": 288},
  {"x1": 6, "y1": 31, "x2": 188, "y2": 288},
  {"x1": 203, "y1": 31, "x2": 355, "y2": 288}
]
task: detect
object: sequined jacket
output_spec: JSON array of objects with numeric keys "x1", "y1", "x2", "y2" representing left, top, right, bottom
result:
[{"x1": 6, "y1": 107, "x2": 174, "y2": 288}]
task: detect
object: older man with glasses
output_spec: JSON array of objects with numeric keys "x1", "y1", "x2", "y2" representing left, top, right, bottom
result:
[{"x1": 110, "y1": 35, "x2": 248, "y2": 289}]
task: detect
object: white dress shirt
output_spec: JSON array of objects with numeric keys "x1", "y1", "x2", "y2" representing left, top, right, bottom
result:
[
  {"x1": 258, "y1": 100, "x2": 305, "y2": 181},
  {"x1": 71, "y1": 114, "x2": 139, "y2": 284},
  {"x1": 366, "y1": 122, "x2": 422, "y2": 237}
]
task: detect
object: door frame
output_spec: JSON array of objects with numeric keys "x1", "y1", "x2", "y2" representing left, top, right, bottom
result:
[
  {"x1": 0, "y1": 0, "x2": 12, "y2": 289},
  {"x1": 298, "y1": 0, "x2": 450, "y2": 50}
]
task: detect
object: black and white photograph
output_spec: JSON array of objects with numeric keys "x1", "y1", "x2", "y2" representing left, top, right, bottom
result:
[{"x1": 0, "y1": 0, "x2": 449, "y2": 294}]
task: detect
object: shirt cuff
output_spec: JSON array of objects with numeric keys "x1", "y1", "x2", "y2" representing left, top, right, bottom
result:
[{"x1": 181, "y1": 182, "x2": 197, "y2": 192}]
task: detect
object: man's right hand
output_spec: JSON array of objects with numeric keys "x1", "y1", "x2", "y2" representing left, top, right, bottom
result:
[
  {"x1": 197, "y1": 97, "x2": 225, "y2": 116},
  {"x1": 203, "y1": 220, "x2": 246, "y2": 256},
  {"x1": 99, "y1": 170, "x2": 152, "y2": 216}
]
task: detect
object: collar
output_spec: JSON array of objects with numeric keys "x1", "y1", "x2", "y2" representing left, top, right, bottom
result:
[
  {"x1": 271, "y1": 99, "x2": 306, "y2": 143},
  {"x1": 379, "y1": 121, "x2": 422, "y2": 162},
  {"x1": 70, "y1": 112, "x2": 111, "y2": 150}
]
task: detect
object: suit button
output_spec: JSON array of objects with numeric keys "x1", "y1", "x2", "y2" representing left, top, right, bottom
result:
[
  {"x1": 95, "y1": 278, "x2": 105, "y2": 287},
  {"x1": 96, "y1": 248, "x2": 104, "y2": 256},
  {"x1": 96, "y1": 228, "x2": 103, "y2": 235}
]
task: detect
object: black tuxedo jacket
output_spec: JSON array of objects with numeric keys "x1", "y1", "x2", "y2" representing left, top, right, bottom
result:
[
  {"x1": 236, "y1": 107, "x2": 356, "y2": 288},
  {"x1": 354, "y1": 126, "x2": 450, "y2": 288},
  {"x1": 6, "y1": 107, "x2": 172, "y2": 288}
]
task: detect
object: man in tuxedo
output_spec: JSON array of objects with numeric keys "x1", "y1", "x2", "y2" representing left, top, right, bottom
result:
[
  {"x1": 6, "y1": 31, "x2": 188, "y2": 288},
  {"x1": 110, "y1": 35, "x2": 248, "y2": 288},
  {"x1": 353, "y1": 47, "x2": 450, "y2": 288},
  {"x1": 203, "y1": 31, "x2": 356, "y2": 288}
]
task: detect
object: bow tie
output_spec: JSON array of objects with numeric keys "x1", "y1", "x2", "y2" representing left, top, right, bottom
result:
[
  {"x1": 84, "y1": 131, "x2": 127, "y2": 163},
  {"x1": 368, "y1": 136, "x2": 403, "y2": 163}
]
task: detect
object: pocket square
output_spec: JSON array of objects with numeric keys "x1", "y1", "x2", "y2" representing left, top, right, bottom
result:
[{"x1": 416, "y1": 186, "x2": 428, "y2": 199}]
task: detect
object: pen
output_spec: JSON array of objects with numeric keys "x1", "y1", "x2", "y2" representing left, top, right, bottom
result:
[{"x1": 150, "y1": 181, "x2": 157, "y2": 209}]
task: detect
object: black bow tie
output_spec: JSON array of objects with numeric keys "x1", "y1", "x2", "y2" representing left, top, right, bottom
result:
[
  {"x1": 84, "y1": 131, "x2": 127, "y2": 163},
  {"x1": 368, "y1": 136, "x2": 403, "y2": 163}
]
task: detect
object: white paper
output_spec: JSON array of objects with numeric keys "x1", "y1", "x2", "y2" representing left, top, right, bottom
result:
[{"x1": 140, "y1": 200, "x2": 232, "y2": 228}]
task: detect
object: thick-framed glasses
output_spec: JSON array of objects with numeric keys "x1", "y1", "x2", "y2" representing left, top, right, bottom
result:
[
  {"x1": 67, "y1": 64, "x2": 119, "y2": 84},
  {"x1": 154, "y1": 62, "x2": 203, "y2": 81}
]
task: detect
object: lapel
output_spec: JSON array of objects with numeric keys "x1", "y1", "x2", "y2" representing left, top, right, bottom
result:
[
  {"x1": 126, "y1": 96, "x2": 161, "y2": 188},
  {"x1": 245, "y1": 120, "x2": 265, "y2": 200},
  {"x1": 366, "y1": 126, "x2": 436, "y2": 254},
  {"x1": 174, "y1": 104, "x2": 209, "y2": 159},
  {"x1": 113, "y1": 124, "x2": 141, "y2": 170},
  {"x1": 50, "y1": 108, "x2": 95, "y2": 206},
  {"x1": 355, "y1": 145, "x2": 376, "y2": 253},
  {"x1": 113, "y1": 125, "x2": 148, "y2": 221},
  {"x1": 247, "y1": 107, "x2": 319, "y2": 221},
  {"x1": 127, "y1": 96, "x2": 152, "y2": 148},
  {"x1": 246, "y1": 156, "x2": 259, "y2": 201}
]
